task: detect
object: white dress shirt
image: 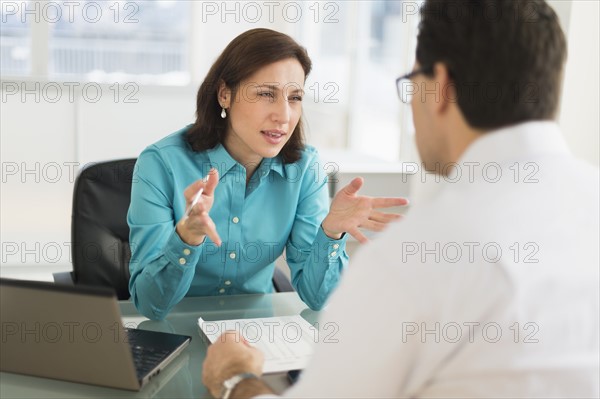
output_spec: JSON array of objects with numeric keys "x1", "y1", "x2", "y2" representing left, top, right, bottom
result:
[{"x1": 285, "y1": 121, "x2": 600, "y2": 398}]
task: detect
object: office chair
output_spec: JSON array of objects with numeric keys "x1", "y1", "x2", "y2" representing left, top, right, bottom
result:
[{"x1": 54, "y1": 159, "x2": 294, "y2": 299}]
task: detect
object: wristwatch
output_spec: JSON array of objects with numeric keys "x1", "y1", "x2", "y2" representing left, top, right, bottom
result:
[{"x1": 221, "y1": 372, "x2": 258, "y2": 399}]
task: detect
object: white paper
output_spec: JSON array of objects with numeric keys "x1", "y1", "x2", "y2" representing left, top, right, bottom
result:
[{"x1": 198, "y1": 315, "x2": 316, "y2": 374}]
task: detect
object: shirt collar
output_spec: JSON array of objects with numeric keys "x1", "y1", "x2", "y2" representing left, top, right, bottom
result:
[
  {"x1": 260, "y1": 156, "x2": 286, "y2": 178},
  {"x1": 458, "y1": 120, "x2": 570, "y2": 166},
  {"x1": 206, "y1": 143, "x2": 286, "y2": 179},
  {"x1": 206, "y1": 143, "x2": 238, "y2": 176}
]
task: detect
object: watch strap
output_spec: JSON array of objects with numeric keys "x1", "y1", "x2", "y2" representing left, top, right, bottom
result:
[{"x1": 221, "y1": 372, "x2": 258, "y2": 399}]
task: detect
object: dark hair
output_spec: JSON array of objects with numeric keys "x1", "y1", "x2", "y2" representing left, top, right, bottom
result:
[
  {"x1": 416, "y1": 0, "x2": 567, "y2": 129},
  {"x1": 187, "y1": 28, "x2": 312, "y2": 163}
]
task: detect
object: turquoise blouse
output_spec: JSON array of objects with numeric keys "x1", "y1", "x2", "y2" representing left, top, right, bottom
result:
[{"x1": 127, "y1": 126, "x2": 348, "y2": 320}]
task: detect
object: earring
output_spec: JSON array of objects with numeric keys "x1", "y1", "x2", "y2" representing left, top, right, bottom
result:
[{"x1": 221, "y1": 107, "x2": 227, "y2": 119}]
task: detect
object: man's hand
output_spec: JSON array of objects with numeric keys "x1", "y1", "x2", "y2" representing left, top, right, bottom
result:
[
  {"x1": 322, "y1": 177, "x2": 409, "y2": 243},
  {"x1": 202, "y1": 331, "x2": 267, "y2": 398}
]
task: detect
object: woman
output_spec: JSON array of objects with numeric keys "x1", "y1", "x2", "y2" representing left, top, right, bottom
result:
[{"x1": 128, "y1": 28, "x2": 406, "y2": 320}]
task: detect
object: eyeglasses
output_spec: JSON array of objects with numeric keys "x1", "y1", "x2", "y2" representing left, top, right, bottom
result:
[{"x1": 395, "y1": 66, "x2": 433, "y2": 104}]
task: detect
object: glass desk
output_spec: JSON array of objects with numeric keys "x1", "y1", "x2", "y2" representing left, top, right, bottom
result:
[{"x1": 0, "y1": 292, "x2": 319, "y2": 398}]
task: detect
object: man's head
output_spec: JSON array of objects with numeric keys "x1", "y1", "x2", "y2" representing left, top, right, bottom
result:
[{"x1": 410, "y1": 0, "x2": 567, "y2": 171}]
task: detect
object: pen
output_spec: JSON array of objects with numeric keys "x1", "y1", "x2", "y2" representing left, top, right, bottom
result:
[{"x1": 183, "y1": 174, "x2": 209, "y2": 219}]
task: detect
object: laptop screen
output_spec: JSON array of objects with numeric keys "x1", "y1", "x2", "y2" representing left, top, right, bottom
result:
[{"x1": 0, "y1": 278, "x2": 190, "y2": 391}]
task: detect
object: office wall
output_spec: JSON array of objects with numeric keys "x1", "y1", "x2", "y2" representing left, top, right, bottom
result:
[{"x1": 0, "y1": 83, "x2": 198, "y2": 279}]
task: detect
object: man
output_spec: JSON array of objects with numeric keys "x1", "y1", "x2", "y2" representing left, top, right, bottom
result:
[{"x1": 202, "y1": 0, "x2": 600, "y2": 397}]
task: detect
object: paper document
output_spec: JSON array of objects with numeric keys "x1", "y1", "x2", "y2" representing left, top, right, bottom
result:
[{"x1": 198, "y1": 315, "x2": 315, "y2": 373}]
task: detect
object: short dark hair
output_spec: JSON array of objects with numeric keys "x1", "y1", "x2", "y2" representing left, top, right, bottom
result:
[
  {"x1": 187, "y1": 28, "x2": 312, "y2": 163},
  {"x1": 416, "y1": 0, "x2": 567, "y2": 129}
]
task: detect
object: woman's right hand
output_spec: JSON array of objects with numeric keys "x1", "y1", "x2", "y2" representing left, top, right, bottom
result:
[{"x1": 176, "y1": 169, "x2": 222, "y2": 247}]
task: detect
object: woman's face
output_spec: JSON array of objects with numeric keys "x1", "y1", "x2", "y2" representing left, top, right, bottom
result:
[{"x1": 220, "y1": 58, "x2": 305, "y2": 167}]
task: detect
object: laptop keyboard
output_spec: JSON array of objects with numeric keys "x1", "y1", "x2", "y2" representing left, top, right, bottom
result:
[{"x1": 126, "y1": 329, "x2": 172, "y2": 380}]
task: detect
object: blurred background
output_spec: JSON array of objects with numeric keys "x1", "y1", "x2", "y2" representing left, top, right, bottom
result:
[{"x1": 1, "y1": 0, "x2": 598, "y2": 279}]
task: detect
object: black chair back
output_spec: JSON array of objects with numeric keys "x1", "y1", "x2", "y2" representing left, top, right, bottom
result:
[{"x1": 71, "y1": 159, "x2": 136, "y2": 299}]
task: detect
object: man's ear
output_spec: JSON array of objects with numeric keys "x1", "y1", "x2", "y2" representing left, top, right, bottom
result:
[
  {"x1": 217, "y1": 81, "x2": 231, "y2": 109},
  {"x1": 432, "y1": 62, "x2": 453, "y2": 115}
]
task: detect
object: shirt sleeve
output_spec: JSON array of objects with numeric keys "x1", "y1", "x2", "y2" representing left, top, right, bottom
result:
[
  {"x1": 127, "y1": 147, "x2": 204, "y2": 320},
  {"x1": 285, "y1": 151, "x2": 349, "y2": 310}
]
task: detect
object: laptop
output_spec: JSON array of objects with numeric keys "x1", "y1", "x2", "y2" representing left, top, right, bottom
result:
[{"x1": 0, "y1": 278, "x2": 191, "y2": 391}]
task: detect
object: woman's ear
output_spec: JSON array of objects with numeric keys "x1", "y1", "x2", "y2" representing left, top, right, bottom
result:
[{"x1": 217, "y1": 81, "x2": 231, "y2": 109}]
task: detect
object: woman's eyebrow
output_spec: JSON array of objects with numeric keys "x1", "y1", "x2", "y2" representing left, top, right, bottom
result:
[
  {"x1": 253, "y1": 84, "x2": 279, "y2": 91},
  {"x1": 254, "y1": 84, "x2": 305, "y2": 94}
]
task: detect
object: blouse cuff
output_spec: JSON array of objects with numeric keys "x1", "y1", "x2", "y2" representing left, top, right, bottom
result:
[
  {"x1": 163, "y1": 228, "x2": 204, "y2": 269},
  {"x1": 317, "y1": 226, "x2": 347, "y2": 261}
]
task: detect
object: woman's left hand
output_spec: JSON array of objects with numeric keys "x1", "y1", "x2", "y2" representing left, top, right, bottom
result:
[{"x1": 322, "y1": 177, "x2": 409, "y2": 243}]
